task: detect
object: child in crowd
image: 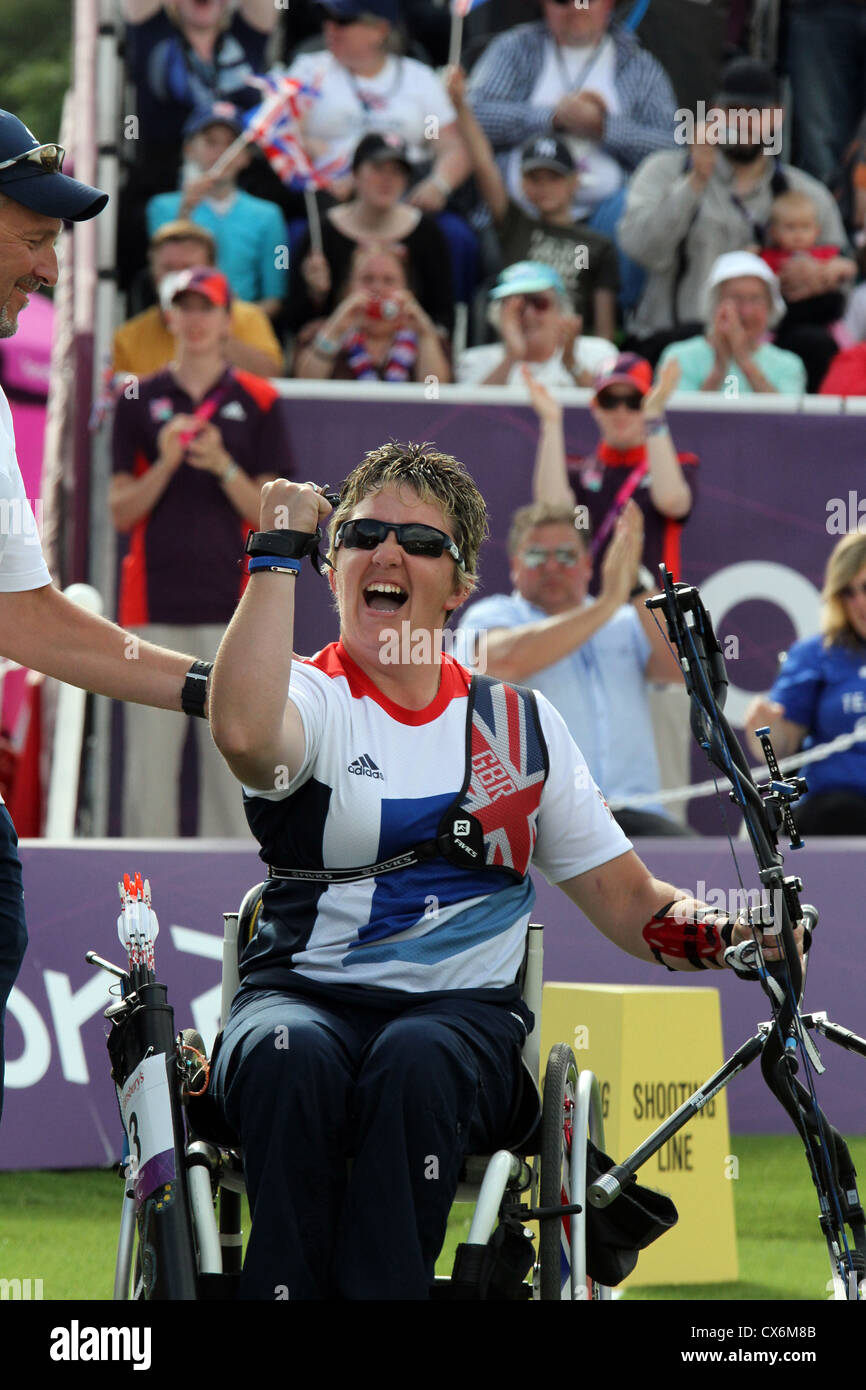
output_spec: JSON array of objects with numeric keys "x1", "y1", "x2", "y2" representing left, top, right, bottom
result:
[
  {"x1": 758, "y1": 190, "x2": 855, "y2": 389},
  {"x1": 760, "y1": 191, "x2": 855, "y2": 334},
  {"x1": 146, "y1": 104, "x2": 289, "y2": 322},
  {"x1": 445, "y1": 66, "x2": 619, "y2": 341}
]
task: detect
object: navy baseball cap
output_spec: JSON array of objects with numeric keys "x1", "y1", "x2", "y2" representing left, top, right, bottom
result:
[
  {"x1": 352, "y1": 132, "x2": 412, "y2": 173},
  {"x1": 316, "y1": 0, "x2": 399, "y2": 21},
  {"x1": 0, "y1": 110, "x2": 107, "y2": 221},
  {"x1": 183, "y1": 102, "x2": 244, "y2": 141},
  {"x1": 520, "y1": 135, "x2": 576, "y2": 176}
]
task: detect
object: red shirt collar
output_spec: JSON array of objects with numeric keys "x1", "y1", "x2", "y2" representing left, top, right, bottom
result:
[
  {"x1": 310, "y1": 640, "x2": 470, "y2": 725},
  {"x1": 596, "y1": 441, "x2": 648, "y2": 467}
]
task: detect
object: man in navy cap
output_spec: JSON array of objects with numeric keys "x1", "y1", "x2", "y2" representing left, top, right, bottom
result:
[{"x1": 0, "y1": 109, "x2": 222, "y2": 1120}]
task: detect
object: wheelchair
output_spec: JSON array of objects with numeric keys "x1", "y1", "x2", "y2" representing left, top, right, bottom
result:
[{"x1": 110, "y1": 883, "x2": 612, "y2": 1301}]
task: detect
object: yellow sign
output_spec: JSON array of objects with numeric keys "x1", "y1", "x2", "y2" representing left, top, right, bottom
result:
[{"x1": 540, "y1": 984, "x2": 738, "y2": 1287}]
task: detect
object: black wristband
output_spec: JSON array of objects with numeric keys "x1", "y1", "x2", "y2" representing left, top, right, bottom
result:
[
  {"x1": 182, "y1": 660, "x2": 213, "y2": 719},
  {"x1": 245, "y1": 529, "x2": 320, "y2": 560}
]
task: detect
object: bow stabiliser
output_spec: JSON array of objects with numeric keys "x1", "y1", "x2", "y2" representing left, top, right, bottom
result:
[{"x1": 643, "y1": 565, "x2": 866, "y2": 1299}]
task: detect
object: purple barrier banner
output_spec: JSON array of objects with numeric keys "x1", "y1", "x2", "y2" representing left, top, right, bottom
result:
[{"x1": 3, "y1": 839, "x2": 865, "y2": 1171}]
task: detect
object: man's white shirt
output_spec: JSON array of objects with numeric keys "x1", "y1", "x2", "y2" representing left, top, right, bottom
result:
[{"x1": 0, "y1": 384, "x2": 51, "y2": 592}]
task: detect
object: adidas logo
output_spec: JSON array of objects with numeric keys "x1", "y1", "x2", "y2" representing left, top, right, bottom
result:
[{"x1": 348, "y1": 754, "x2": 384, "y2": 780}]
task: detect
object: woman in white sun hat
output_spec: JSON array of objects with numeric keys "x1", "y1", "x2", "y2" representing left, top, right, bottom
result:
[{"x1": 655, "y1": 250, "x2": 807, "y2": 395}]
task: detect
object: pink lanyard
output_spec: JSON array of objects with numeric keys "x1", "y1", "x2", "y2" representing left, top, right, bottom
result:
[{"x1": 590, "y1": 460, "x2": 647, "y2": 559}]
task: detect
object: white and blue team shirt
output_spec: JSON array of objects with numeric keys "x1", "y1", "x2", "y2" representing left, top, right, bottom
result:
[{"x1": 241, "y1": 642, "x2": 631, "y2": 998}]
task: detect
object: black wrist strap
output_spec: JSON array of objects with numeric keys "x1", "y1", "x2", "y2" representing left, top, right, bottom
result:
[
  {"x1": 182, "y1": 660, "x2": 213, "y2": 719},
  {"x1": 245, "y1": 529, "x2": 320, "y2": 560}
]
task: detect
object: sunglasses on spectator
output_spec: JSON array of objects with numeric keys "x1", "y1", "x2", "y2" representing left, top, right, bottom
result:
[
  {"x1": 0, "y1": 143, "x2": 65, "y2": 175},
  {"x1": 595, "y1": 390, "x2": 643, "y2": 411},
  {"x1": 518, "y1": 293, "x2": 556, "y2": 311},
  {"x1": 841, "y1": 581, "x2": 866, "y2": 599},
  {"x1": 335, "y1": 518, "x2": 465, "y2": 565},
  {"x1": 521, "y1": 546, "x2": 583, "y2": 568}
]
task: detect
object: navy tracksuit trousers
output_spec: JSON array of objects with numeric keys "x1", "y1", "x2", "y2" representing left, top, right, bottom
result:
[{"x1": 211, "y1": 981, "x2": 529, "y2": 1300}]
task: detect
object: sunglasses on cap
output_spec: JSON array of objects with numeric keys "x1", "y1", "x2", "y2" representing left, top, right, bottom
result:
[
  {"x1": 596, "y1": 389, "x2": 642, "y2": 411},
  {"x1": 334, "y1": 518, "x2": 465, "y2": 566},
  {"x1": 0, "y1": 143, "x2": 65, "y2": 176},
  {"x1": 521, "y1": 545, "x2": 583, "y2": 569}
]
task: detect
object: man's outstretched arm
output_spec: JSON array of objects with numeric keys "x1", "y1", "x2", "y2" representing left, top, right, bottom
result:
[{"x1": 0, "y1": 584, "x2": 199, "y2": 710}]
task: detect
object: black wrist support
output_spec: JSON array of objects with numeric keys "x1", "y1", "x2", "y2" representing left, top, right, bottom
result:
[
  {"x1": 245, "y1": 529, "x2": 320, "y2": 560},
  {"x1": 182, "y1": 660, "x2": 213, "y2": 719}
]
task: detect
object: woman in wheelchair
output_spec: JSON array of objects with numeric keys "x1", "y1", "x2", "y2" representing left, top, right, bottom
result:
[{"x1": 208, "y1": 442, "x2": 753, "y2": 1300}]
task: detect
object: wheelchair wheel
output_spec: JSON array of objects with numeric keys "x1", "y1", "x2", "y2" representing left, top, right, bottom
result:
[{"x1": 538, "y1": 1042, "x2": 578, "y2": 1300}]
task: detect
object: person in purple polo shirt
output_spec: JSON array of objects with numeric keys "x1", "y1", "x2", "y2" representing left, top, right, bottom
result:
[{"x1": 111, "y1": 266, "x2": 289, "y2": 836}]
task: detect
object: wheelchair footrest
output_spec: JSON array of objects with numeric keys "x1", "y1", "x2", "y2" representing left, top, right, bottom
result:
[{"x1": 443, "y1": 1222, "x2": 535, "y2": 1300}]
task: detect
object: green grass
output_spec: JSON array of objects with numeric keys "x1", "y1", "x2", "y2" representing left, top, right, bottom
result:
[{"x1": 1, "y1": 1135, "x2": 863, "y2": 1300}]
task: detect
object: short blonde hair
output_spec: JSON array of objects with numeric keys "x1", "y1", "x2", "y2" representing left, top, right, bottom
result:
[
  {"x1": 821, "y1": 531, "x2": 866, "y2": 647},
  {"x1": 770, "y1": 189, "x2": 818, "y2": 227},
  {"x1": 327, "y1": 441, "x2": 488, "y2": 593},
  {"x1": 507, "y1": 501, "x2": 590, "y2": 557},
  {"x1": 149, "y1": 220, "x2": 216, "y2": 263}
]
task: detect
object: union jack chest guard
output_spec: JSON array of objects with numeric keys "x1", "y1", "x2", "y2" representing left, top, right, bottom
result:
[{"x1": 436, "y1": 675, "x2": 550, "y2": 881}]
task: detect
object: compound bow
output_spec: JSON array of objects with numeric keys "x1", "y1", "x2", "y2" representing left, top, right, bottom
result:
[{"x1": 589, "y1": 566, "x2": 866, "y2": 1300}]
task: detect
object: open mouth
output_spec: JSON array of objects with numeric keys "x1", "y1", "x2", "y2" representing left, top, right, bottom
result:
[{"x1": 364, "y1": 582, "x2": 409, "y2": 613}]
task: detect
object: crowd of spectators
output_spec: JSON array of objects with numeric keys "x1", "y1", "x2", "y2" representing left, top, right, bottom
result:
[
  {"x1": 115, "y1": 1, "x2": 866, "y2": 396},
  {"x1": 103, "y1": 0, "x2": 866, "y2": 836}
]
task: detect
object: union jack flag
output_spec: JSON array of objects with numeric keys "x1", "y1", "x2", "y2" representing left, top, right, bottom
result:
[
  {"x1": 463, "y1": 680, "x2": 547, "y2": 877},
  {"x1": 242, "y1": 73, "x2": 351, "y2": 190},
  {"x1": 453, "y1": 0, "x2": 492, "y2": 15}
]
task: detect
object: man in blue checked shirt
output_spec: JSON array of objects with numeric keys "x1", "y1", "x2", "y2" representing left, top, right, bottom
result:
[{"x1": 466, "y1": 0, "x2": 677, "y2": 306}]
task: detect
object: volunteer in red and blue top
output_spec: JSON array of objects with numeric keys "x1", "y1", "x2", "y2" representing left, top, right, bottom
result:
[{"x1": 110, "y1": 266, "x2": 286, "y2": 838}]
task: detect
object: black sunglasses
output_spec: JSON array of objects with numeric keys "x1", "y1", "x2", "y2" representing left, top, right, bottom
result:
[
  {"x1": 335, "y1": 518, "x2": 465, "y2": 566},
  {"x1": 596, "y1": 390, "x2": 642, "y2": 411}
]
